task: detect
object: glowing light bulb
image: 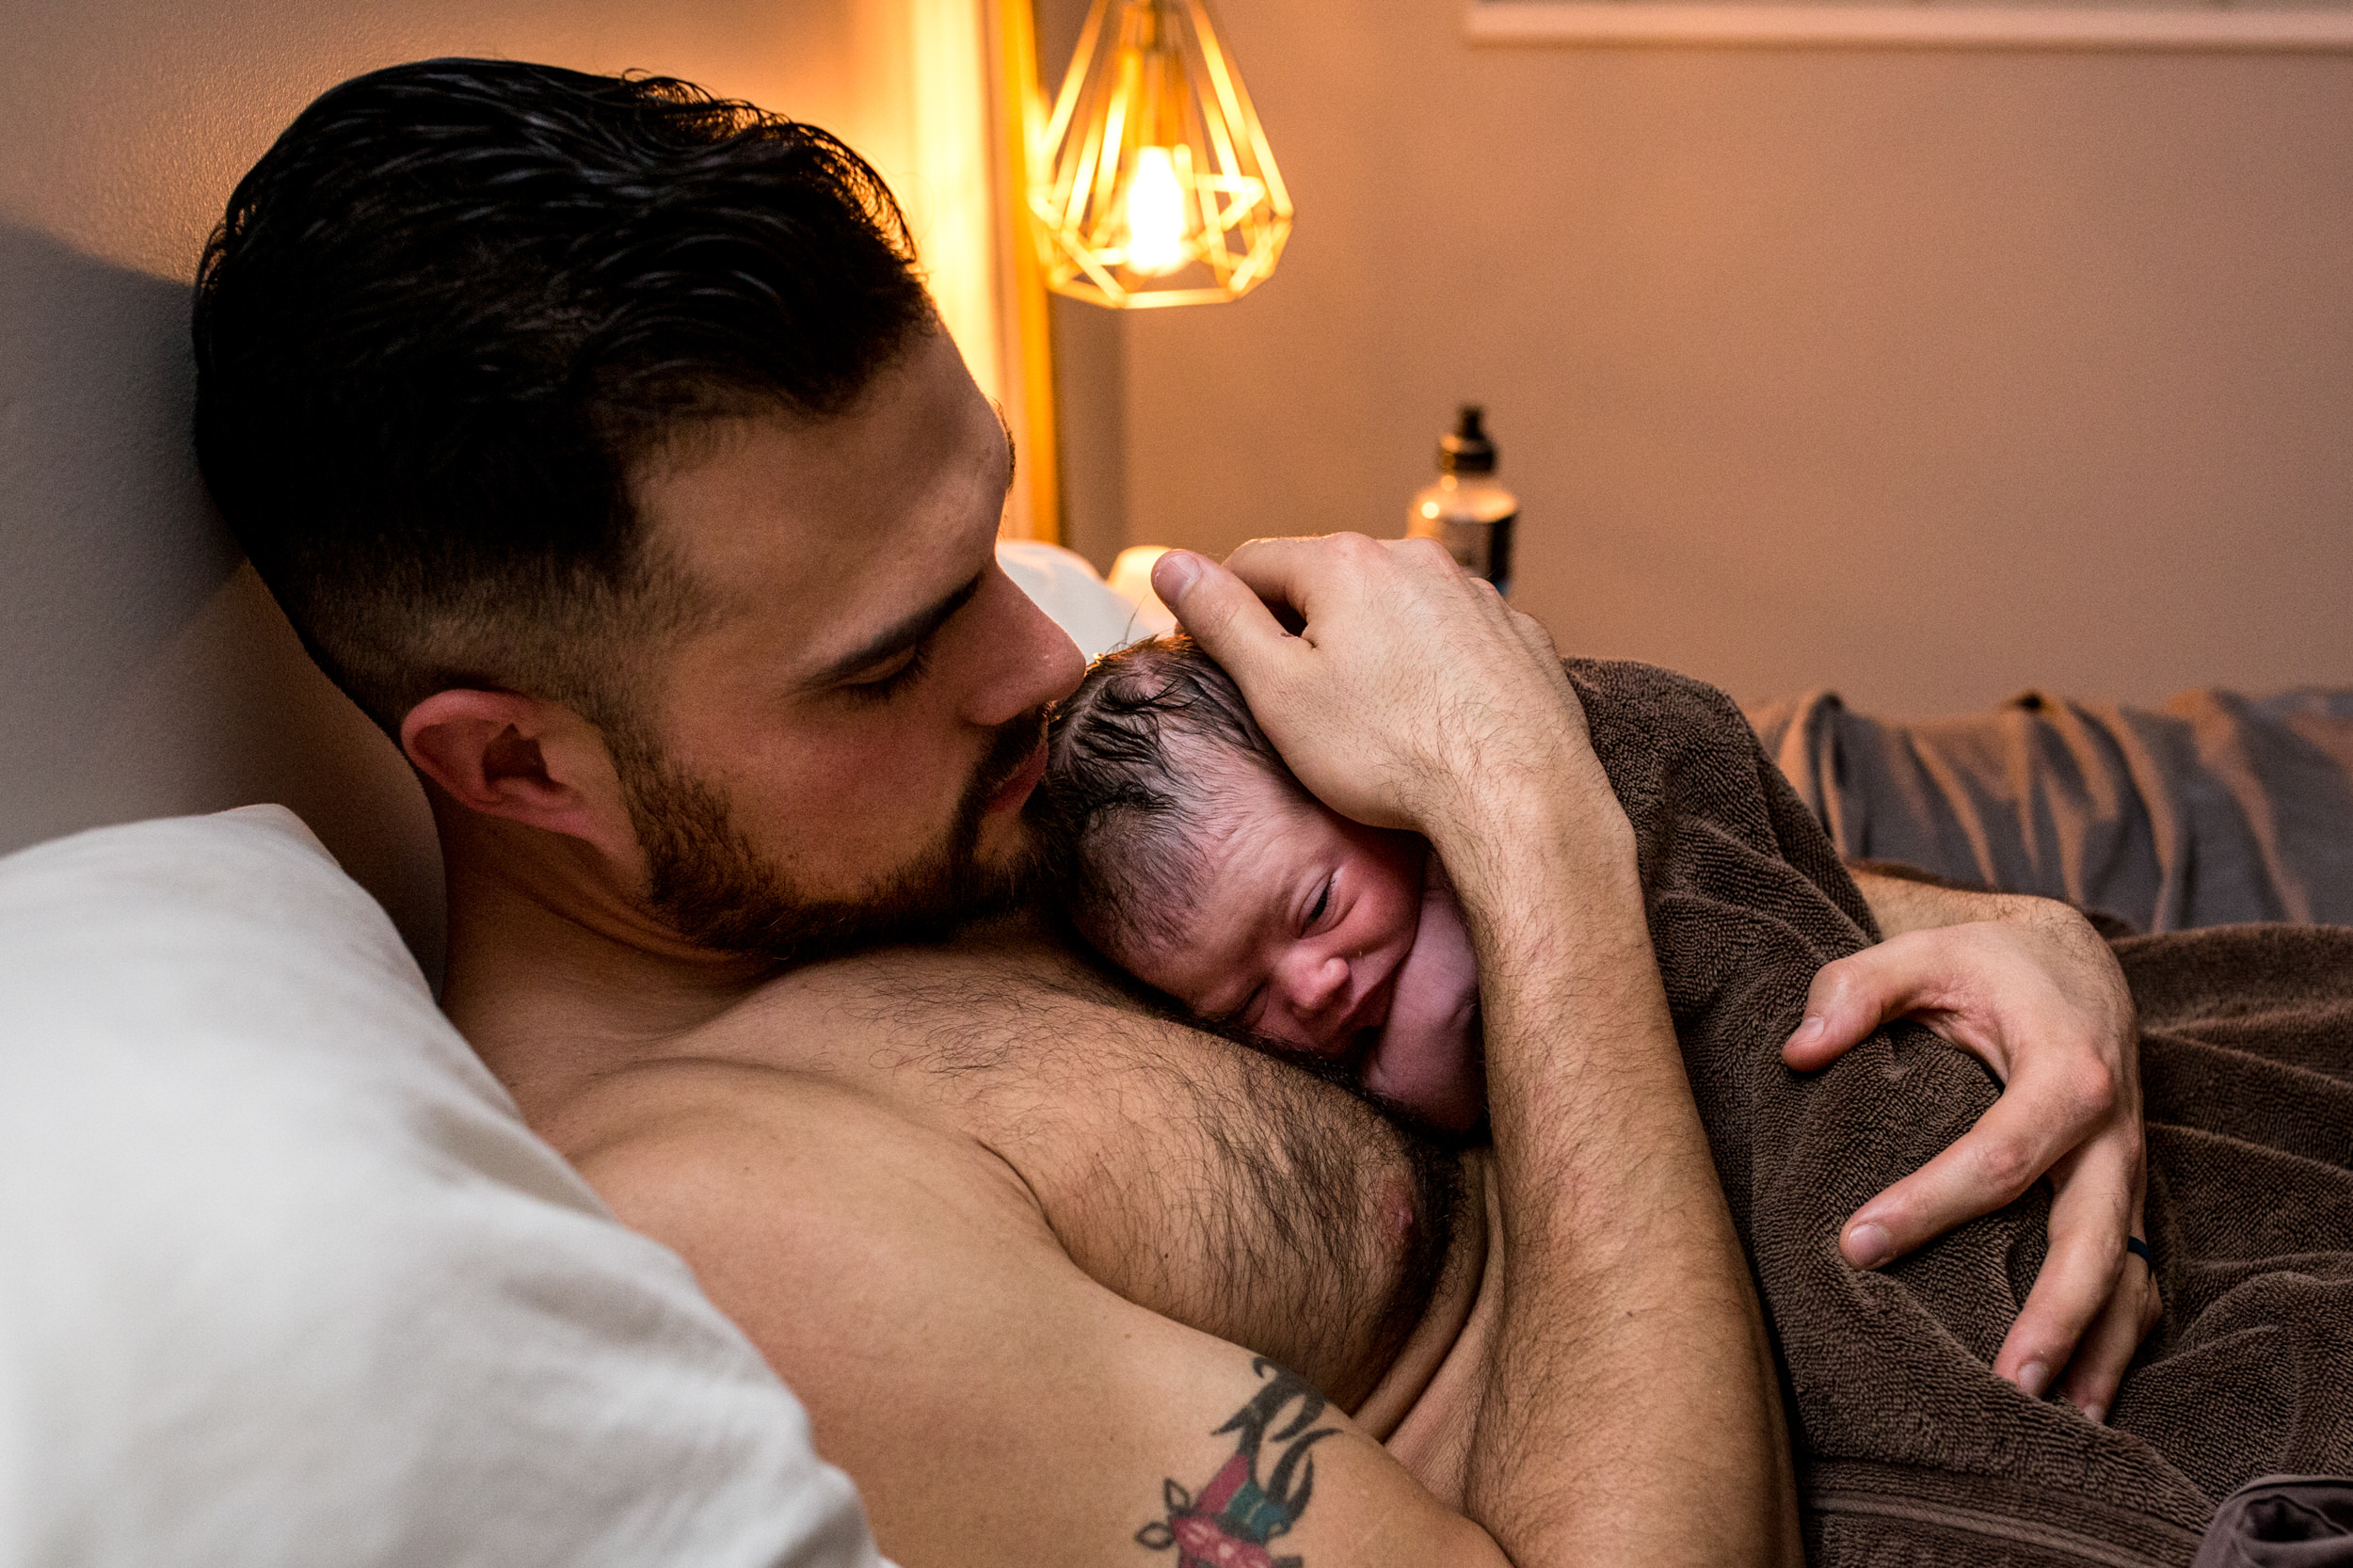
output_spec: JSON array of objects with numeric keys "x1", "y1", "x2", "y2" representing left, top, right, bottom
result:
[{"x1": 1124, "y1": 146, "x2": 1188, "y2": 276}]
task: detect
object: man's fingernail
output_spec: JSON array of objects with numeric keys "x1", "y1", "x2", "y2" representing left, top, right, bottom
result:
[
  {"x1": 2081, "y1": 1402, "x2": 2106, "y2": 1426},
  {"x1": 1845, "y1": 1223, "x2": 1892, "y2": 1270},
  {"x1": 1790, "y1": 1015, "x2": 1825, "y2": 1047},
  {"x1": 2018, "y1": 1360, "x2": 2052, "y2": 1399},
  {"x1": 1153, "y1": 550, "x2": 1205, "y2": 605}
]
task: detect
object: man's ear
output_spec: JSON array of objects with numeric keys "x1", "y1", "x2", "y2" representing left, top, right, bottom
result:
[{"x1": 401, "y1": 689, "x2": 633, "y2": 856}]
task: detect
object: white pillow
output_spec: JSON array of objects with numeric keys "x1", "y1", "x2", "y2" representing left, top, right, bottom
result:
[{"x1": 0, "y1": 807, "x2": 887, "y2": 1568}]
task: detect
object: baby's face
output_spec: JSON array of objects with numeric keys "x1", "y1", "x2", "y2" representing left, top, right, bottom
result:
[{"x1": 1120, "y1": 760, "x2": 1426, "y2": 1058}]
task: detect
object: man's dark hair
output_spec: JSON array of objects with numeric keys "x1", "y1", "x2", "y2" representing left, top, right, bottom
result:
[
  {"x1": 1039, "y1": 634, "x2": 1289, "y2": 958},
  {"x1": 193, "y1": 57, "x2": 936, "y2": 735}
]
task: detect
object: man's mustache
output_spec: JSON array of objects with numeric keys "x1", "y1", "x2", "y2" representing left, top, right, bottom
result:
[{"x1": 967, "y1": 705, "x2": 1051, "y2": 808}]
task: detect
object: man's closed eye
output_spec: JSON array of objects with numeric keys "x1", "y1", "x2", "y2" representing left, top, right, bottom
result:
[{"x1": 841, "y1": 644, "x2": 934, "y2": 703}]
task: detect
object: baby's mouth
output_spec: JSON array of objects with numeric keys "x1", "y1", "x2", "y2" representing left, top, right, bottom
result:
[{"x1": 1331, "y1": 956, "x2": 1402, "y2": 1049}]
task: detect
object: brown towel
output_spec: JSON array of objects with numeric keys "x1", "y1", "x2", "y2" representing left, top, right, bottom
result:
[{"x1": 1572, "y1": 658, "x2": 2353, "y2": 1568}]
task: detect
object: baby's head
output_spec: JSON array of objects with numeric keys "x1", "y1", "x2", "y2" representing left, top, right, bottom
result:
[{"x1": 1040, "y1": 636, "x2": 1429, "y2": 1062}]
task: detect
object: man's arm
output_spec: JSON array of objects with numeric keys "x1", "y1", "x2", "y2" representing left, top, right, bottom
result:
[
  {"x1": 1849, "y1": 862, "x2": 2051, "y2": 939},
  {"x1": 569, "y1": 875, "x2": 1779, "y2": 1568},
  {"x1": 1792, "y1": 866, "x2": 2160, "y2": 1421},
  {"x1": 1160, "y1": 536, "x2": 1800, "y2": 1568},
  {"x1": 567, "y1": 1049, "x2": 1503, "y2": 1568},
  {"x1": 1449, "y1": 733, "x2": 1797, "y2": 1563}
]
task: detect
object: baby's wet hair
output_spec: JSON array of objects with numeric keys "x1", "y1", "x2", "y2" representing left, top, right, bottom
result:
[{"x1": 1039, "y1": 634, "x2": 1290, "y2": 963}]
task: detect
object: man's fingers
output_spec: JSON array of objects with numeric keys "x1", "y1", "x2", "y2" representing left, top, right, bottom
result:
[
  {"x1": 1215, "y1": 533, "x2": 1376, "y2": 629},
  {"x1": 1838, "y1": 1090, "x2": 2081, "y2": 1269},
  {"x1": 1784, "y1": 936, "x2": 1951, "y2": 1071},
  {"x1": 1989, "y1": 1143, "x2": 2137, "y2": 1400},
  {"x1": 1152, "y1": 550, "x2": 1300, "y2": 673},
  {"x1": 2054, "y1": 1244, "x2": 2159, "y2": 1422},
  {"x1": 1506, "y1": 600, "x2": 1566, "y2": 670},
  {"x1": 1158, "y1": 531, "x2": 1608, "y2": 838}
]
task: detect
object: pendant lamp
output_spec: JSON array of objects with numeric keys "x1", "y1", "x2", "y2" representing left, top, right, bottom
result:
[{"x1": 1030, "y1": 0, "x2": 1291, "y2": 309}]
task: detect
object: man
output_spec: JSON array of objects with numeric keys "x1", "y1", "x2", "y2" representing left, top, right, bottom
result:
[{"x1": 193, "y1": 60, "x2": 2153, "y2": 1566}]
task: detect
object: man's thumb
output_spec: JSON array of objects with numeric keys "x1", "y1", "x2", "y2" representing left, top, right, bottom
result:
[
  {"x1": 1782, "y1": 950, "x2": 1901, "y2": 1070},
  {"x1": 1150, "y1": 548, "x2": 1207, "y2": 612},
  {"x1": 1152, "y1": 550, "x2": 1290, "y2": 671}
]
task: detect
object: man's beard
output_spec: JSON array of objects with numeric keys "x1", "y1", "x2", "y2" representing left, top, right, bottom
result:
[{"x1": 613, "y1": 709, "x2": 1050, "y2": 967}]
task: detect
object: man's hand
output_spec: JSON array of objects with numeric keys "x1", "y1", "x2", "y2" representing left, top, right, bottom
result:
[
  {"x1": 1784, "y1": 881, "x2": 2158, "y2": 1423},
  {"x1": 1149, "y1": 536, "x2": 1593, "y2": 843}
]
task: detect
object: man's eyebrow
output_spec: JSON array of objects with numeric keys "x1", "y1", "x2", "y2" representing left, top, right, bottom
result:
[{"x1": 812, "y1": 572, "x2": 984, "y2": 686}]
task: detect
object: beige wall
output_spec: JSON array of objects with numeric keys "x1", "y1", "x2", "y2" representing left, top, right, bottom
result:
[
  {"x1": 9, "y1": 0, "x2": 2345, "y2": 958},
  {"x1": 1071, "y1": 1, "x2": 2353, "y2": 714},
  {"x1": 0, "y1": 0, "x2": 962, "y2": 971}
]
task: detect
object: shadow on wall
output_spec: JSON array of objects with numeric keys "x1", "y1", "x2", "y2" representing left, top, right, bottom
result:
[{"x1": 0, "y1": 221, "x2": 443, "y2": 977}]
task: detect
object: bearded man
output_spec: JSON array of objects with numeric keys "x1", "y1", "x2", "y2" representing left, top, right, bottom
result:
[{"x1": 191, "y1": 59, "x2": 2154, "y2": 1567}]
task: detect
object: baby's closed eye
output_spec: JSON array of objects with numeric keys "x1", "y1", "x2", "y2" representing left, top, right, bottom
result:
[{"x1": 1303, "y1": 877, "x2": 1332, "y2": 929}]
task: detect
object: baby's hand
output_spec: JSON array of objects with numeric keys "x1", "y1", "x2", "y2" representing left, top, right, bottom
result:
[{"x1": 1364, "y1": 864, "x2": 1485, "y2": 1132}]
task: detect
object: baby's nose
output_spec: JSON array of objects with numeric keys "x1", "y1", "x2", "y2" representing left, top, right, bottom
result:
[{"x1": 1285, "y1": 952, "x2": 1350, "y2": 1016}]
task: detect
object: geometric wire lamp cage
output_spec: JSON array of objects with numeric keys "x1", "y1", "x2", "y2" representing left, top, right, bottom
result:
[{"x1": 1030, "y1": 0, "x2": 1292, "y2": 309}]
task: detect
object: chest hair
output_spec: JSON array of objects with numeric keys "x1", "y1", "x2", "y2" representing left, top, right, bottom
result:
[{"x1": 848, "y1": 954, "x2": 1464, "y2": 1410}]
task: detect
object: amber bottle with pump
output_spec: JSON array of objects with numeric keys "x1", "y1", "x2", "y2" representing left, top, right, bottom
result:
[{"x1": 1406, "y1": 406, "x2": 1517, "y2": 598}]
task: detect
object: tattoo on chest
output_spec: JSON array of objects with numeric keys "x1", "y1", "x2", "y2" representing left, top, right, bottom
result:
[{"x1": 1135, "y1": 1359, "x2": 1339, "y2": 1568}]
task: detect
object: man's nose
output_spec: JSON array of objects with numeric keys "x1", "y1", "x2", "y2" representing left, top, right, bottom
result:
[{"x1": 961, "y1": 566, "x2": 1086, "y2": 728}]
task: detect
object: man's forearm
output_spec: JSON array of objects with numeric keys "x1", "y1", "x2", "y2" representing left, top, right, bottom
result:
[
  {"x1": 1435, "y1": 775, "x2": 1799, "y2": 1568},
  {"x1": 1851, "y1": 864, "x2": 2040, "y2": 940}
]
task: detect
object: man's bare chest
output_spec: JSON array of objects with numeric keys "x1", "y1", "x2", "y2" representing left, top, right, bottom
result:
[{"x1": 726, "y1": 947, "x2": 1466, "y2": 1411}]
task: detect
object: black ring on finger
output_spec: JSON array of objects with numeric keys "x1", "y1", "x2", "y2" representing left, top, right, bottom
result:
[{"x1": 2124, "y1": 1235, "x2": 2154, "y2": 1270}]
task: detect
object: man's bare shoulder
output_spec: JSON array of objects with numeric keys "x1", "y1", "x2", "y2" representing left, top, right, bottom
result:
[
  {"x1": 514, "y1": 916, "x2": 1476, "y2": 1437},
  {"x1": 536, "y1": 919, "x2": 1136, "y2": 1157},
  {"x1": 616, "y1": 920, "x2": 1200, "y2": 1141},
  {"x1": 571, "y1": 1051, "x2": 1058, "y2": 1271},
  {"x1": 530, "y1": 925, "x2": 1142, "y2": 1328},
  {"x1": 723, "y1": 916, "x2": 1150, "y2": 1046},
  {"x1": 559, "y1": 1071, "x2": 1043, "y2": 1344},
  {"x1": 555, "y1": 1057, "x2": 1016, "y2": 1207},
  {"x1": 536, "y1": 987, "x2": 1489, "y2": 1568}
]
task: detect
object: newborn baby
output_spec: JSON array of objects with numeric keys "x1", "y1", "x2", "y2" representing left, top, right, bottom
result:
[{"x1": 1040, "y1": 634, "x2": 1486, "y2": 1132}]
